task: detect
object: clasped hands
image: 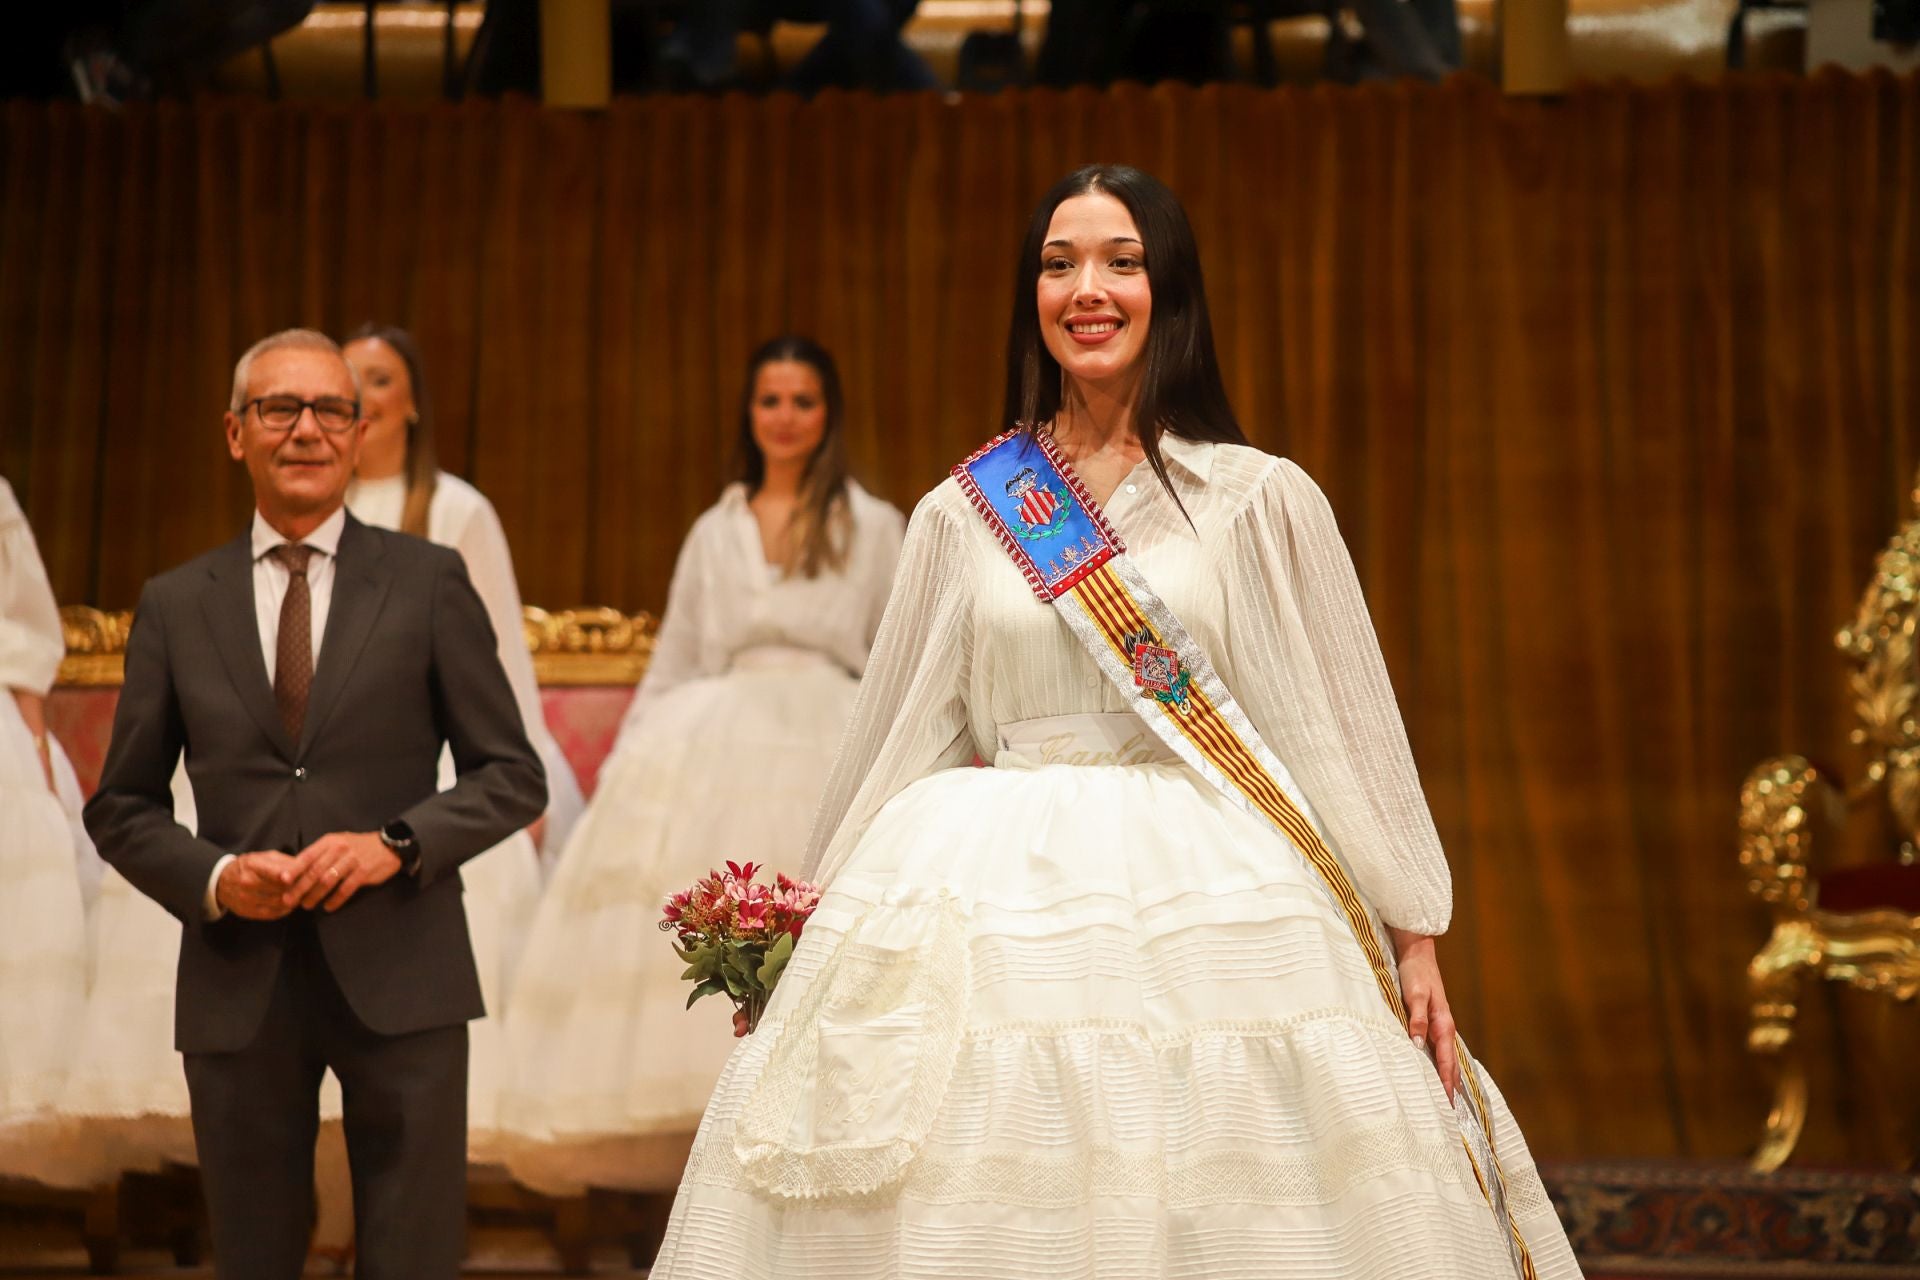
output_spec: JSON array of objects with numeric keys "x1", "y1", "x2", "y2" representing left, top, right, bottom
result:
[{"x1": 215, "y1": 832, "x2": 402, "y2": 920}]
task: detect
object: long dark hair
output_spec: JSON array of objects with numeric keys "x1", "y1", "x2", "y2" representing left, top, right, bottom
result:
[
  {"x1": 346, "y1": 322, "x2": 438, "y2": 538},
  {"x1": 1002, "y1": 164, "x2": 1247, "y2": 503},
  {"x1": 733, "y1": 335, "x2": 851, "y2": 578}
]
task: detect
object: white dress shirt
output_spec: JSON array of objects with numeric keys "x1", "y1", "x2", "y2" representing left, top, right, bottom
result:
[{"x1": 204, "y1": 506, "x2": 347, "y2": 919}]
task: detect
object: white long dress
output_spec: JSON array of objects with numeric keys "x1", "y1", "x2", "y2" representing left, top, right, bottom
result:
[
  {"x1": 650, "y1": 437, "x2": 1583, "y2": 1280},
  {"x1": 55, "y1": 766, "x2": 202, "y2": 1188},
  {"x1": 344, "y1": 470, "x2": 573, "y2": 1161},
  {"x1": 498, "y1": 480, "x2": 905, "y2": 1195},
  {"x1": 0, "y1": 478, "x2": 92, "y2": 1187}
]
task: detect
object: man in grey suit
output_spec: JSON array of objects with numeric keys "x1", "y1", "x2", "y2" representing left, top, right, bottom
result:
[{"x1": 85, "y1": 327, "x2": 546, "y2": 1280}]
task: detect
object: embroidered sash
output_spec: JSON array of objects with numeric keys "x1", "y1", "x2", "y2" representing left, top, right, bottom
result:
[{"x1": 955, "y1": 428, "x2": 1540, "y2": 1280}]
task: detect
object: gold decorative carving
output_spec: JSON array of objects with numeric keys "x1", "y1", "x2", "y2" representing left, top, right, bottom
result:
[
  {"x1": 57, "y1": 605, "x2": 655, "y2": 688},
  {"x1": 57, "y1": 607, "x2": 133, "y2": 686},
  {"x1": 1739, "y1": 471, "x2": 1920, "y2": 1172},
  {"x1": 1837, "y1": 484, "x2": 1920, "y2": 853},
  {"x1": 524, "y1": 607, "x2": 657, "y2": 686},
  {"x1": 1737, "y1": 757, "x2": 1823, "y2": 914}
]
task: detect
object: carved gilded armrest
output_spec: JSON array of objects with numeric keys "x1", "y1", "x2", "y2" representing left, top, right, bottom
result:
[
  {"x1": 1738, "y1": 756, "x2": 1829, "y2": 1172},
  {"x1": 1739, "y1": 756, "x2": 1824, "y2": 922},
  {"x1": 1738, "y1": 756, "x2": 1920, "y2": 1170},
  {"x1": 57, "y1": 607, "x2": 135, "y2": 687},
  {"x1": 524, "y1": 607, "x2": 657, "y2": 686}
]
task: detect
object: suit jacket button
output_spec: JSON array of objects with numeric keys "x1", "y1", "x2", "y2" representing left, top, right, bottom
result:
[{"x1": 294, "y1": 767, "x2": 307, "y2": 781}]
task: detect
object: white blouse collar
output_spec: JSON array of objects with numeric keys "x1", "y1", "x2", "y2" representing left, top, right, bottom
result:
[{"x1": 1154, "y1": 431, "x2": 1216, "y2": 483}]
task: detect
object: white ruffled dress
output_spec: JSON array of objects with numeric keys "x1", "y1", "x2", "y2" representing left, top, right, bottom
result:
[
  {"x1": 54, "y1": 767, "x2": 199, "y2": 1187},
  {"x1": 0, "y1": 478, "x2": 92, "y2": 1187},
  {"x1": 345, "y1": 471, "x2": 575, "y2": 1160},
  {"x1": 650, "y1": 437, "x2": 1583, "y2": 1280},
  {"x1": 498, "y1": 481, "x2": 904, "y2": 1195}
]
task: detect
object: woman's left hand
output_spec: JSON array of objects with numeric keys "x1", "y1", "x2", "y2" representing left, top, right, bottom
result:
[{"x1": 1389, "y1": 927, "x2": 1458, "y2": 1103}]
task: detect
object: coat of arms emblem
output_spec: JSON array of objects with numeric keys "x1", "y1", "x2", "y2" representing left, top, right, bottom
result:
[
  {"x1": 1004, "y1": 466, "x2": 1072, "y2": 540},
  {"x1": 1123, "y1": 627, "x2": 1194, "y2": 714}
]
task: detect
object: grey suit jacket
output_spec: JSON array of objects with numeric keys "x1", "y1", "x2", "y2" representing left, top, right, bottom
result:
[{"x1": 85, "y1": 514, "x2": 547, "y2": 1054}]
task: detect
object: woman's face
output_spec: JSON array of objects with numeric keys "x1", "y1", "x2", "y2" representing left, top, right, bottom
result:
[
  {"x1": 1037, "y1": 192, "x2": 1153, "y2": 396},
  {"x1": 750, "y1": 360, "x2": 828, "y2": 471},
  {"x1": 342, "y1": 337, "x2": 415, "y2": 467}
]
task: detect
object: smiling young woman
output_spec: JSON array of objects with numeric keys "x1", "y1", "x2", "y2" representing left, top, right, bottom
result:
[{"x1": 645, "y1": 167, "x2": 1584, "y2": 1280}]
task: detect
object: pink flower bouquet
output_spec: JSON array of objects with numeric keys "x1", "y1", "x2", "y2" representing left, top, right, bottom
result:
[{"x1": 660, "y1": 861, "x2": 822, "y2": 1033}]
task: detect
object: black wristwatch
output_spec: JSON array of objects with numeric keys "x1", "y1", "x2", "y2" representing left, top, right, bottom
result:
[{"x1": 379, "y1": 820, "x2": 422, "y2": 877}]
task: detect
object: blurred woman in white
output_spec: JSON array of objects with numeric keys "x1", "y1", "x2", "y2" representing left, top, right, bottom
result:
[
  {"x1": 343, "y1": 323, "x2": 585, "y2": 864},
  {"x1": 340, "y1": 323, "x2": 577, "y2": 1165},
  {"x1": 0, "y1": 477, "x2": 90, "y2": 1186},
  {"x1": 500, "y1": 336, "x2": 905, "y2": 1195}
]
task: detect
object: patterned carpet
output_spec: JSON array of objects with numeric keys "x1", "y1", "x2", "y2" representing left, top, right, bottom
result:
[
  {"x1": 1544, "y1": 1160, "x2": 1920, "y2": 1277},
  {"x1": 2, "y1": 1160, "x2": 1917, "y2": 1276}
]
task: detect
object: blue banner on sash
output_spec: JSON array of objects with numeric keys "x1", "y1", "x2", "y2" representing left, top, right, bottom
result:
[{"x1": 954, "y1": 431, "x2": 1121, "y2": 601}]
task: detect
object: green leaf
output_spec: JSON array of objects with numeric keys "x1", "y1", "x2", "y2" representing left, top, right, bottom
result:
[
  {"x1": 757, "y1": 932, "x2": 796, "y2": 987},
  {"x1": 684, "y1": 976, "x2": 727, "y2": 1010},
  {"x1": 678, "y1": 945, "x2": 721, "y2": 981}
]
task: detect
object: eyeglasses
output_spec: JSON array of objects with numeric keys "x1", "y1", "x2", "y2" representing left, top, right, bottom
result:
[{"x1": 244, "y1": 396, "x2": 361, "y2": 434}]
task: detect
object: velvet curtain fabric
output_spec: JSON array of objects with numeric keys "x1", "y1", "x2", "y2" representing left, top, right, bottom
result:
[{"x1": 3, "y1": 74, "x2": 1916, "y2": 1163}]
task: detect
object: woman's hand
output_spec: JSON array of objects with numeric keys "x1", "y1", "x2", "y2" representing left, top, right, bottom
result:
[
  {"x1": 1390, "y1": 927, "x2": 1459, "y2": 1103},
  {"x1": 732, "y1": 1009, "x2": 751, "y2": 1038}
]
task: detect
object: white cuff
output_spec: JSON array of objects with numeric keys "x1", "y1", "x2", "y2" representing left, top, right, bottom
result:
[{"x1": 204, "y1": 854, "x2": 236, "y2": 920}]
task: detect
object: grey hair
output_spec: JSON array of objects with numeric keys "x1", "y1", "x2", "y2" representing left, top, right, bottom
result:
[{"x1": 228, "y1": 328, "x2": 362, "y2": 413}]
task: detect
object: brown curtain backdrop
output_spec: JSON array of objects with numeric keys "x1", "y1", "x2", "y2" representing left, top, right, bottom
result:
[{"x1": 3, "y1": 74, "x2": 1916, "y2": 1164}]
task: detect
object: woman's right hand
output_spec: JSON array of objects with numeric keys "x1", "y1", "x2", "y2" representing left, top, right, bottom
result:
[{"x1": 733, "y1": 1009, "x2": 751, "y2": 1038}]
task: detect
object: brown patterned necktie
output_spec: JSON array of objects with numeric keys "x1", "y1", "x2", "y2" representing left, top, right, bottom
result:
[{"x1": 271, "y1": 543, "x2": 316, "y2": 744}]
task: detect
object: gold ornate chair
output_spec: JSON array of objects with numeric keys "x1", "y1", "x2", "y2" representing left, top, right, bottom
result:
[{"x1": 1739, "y1": 477, "x2": 1920, "y2": 1173}]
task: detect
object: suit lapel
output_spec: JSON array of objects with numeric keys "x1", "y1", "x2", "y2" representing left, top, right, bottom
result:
[
  {"x1": 299, "y1": 513, "x2": 393, "y2": 755},
  {"x1": 200, "y1": 532, "x2": 296, "y2": 759}
]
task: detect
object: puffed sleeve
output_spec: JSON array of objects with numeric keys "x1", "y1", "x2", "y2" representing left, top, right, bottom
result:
[
  {"x1": 440, "y1": 491, "x2": 545, "y2": 744},
  {"x1": 614, "y1": 510, "x2": 725, "y2": 744},
  {"x1": 851, "y1": 494, "x2": 908, "y2": 663},
  {"x1": 800, "y1": 486, "x2": 976, "y2": 886},
  {"x1": 0, "y1": 480, "x2": 66, "y2": 696},
  {"x1": 1220, "y1": 457, "x2": 1453, "y2": 935}
]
